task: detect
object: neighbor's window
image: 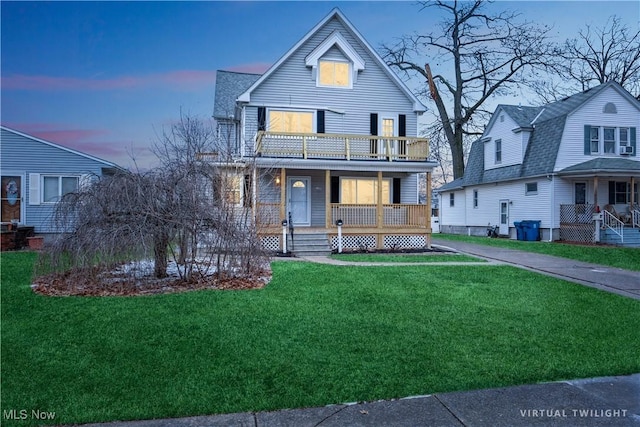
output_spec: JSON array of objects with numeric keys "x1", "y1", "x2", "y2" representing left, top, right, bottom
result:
[
  {"x1": 603, "y1": 127, "x2": 616, "y2": 153},
  {"x1": 473, "y1": 190, "x2": 478, "y2": 208},
  {"x1": 619, "y1": 128, "x2": 630, "y2": 150},
  {"x1": 269, "y1": 110, "x2": 313, "y2": 133},
  {"x1": 222, "y1": 174, "x2": 243, "y2": 206},
  {"x1": 449, "y1": 193, "x2": 455, "y2": 207},
  {"x1": 495, "y1": 139, "x2": 502, "y2": 164},
  {"x1": 341, "y1": 178, "x2": 390, "y2": 204},
  {"x1": 42, "y1": 176, "x2": 79, "y2": 203},
  {"x1": 318, "y1": 60, "x2": 350, "y2": 87},
  {"x1": 590, "y1": 127, "x2": 600, "y2": 153},
  {"x1": 525, "y1": 182, "x2": 538, "y2": 195}
]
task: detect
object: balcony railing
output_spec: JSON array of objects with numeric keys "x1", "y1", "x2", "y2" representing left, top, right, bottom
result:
[{"x1": 255, "y1": 131, "x2": 429, "y2": 162}]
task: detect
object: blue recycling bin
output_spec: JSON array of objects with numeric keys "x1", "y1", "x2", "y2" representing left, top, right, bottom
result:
[
  {"x1": 514, "y1": 221, "x2": 524, "y2": 241},
  {"x1": 521, "y1": 220, "x2": 541, "y2": 241}
]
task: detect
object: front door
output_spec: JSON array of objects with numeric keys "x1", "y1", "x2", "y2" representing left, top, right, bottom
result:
[
  {"x1": 287, "y1": 177, "x2": 311, "y2": 226},
  {"x1": 499, "y1": 200, "x2": 509, "y2": 236},
  {"x1": 1, "y1": 175, "x2": 23, "y2": 224}
]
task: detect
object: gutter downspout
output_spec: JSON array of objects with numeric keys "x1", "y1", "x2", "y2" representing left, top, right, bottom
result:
[{"x1": 549, "y1": 174, "x2": 554, "y2": 242}]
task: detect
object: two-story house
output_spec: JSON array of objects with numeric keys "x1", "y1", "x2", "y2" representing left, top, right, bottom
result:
[
  {"x1": 438, "y1": 81, "x2": 640, "y2": 246},
  {"x1": 208, "y1": 8, "x2": 436, "y2": 255}
]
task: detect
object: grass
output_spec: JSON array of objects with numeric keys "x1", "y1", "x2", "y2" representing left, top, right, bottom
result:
[
  {"x1": 2, "y1": 252, "x2": 640, "y2": 426},
  {"x1": 433, "y1": 233, "x2": 640, "y2": 271},
  {"x1": 330, "y1": 253, "x2": 485, "y2": 263}
]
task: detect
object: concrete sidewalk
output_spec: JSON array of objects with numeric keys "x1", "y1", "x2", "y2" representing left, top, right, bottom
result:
[
  {"x1": 430, "y1": 238, "x2": 640, "y2": 300},
  {"x1": 79, "y1": 374, "x2": 640, "y2": 426}
]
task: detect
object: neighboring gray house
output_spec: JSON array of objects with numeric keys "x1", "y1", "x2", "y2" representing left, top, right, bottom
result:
[
  {"x1": 438, "y1": 82, "x2": 640, "y2": 246},
  {"x1": 1, "y1": 126, "x2": 121, "y2": 235},
  {"x1": 208, "y1": 8, "x2": 437, "y2": 254}
]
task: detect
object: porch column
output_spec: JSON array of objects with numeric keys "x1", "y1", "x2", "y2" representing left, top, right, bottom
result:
[
  {"x1": 279, "y1": 168, "x2": 286, "y2": 221},
  {"x1": 426, "y1": 171, "x2": 432, "y2": 249},
  {"x1": 325, "y1": 170, "x2": 331, "y2": 228},
  {"x1": 377, "y1": 171, "x2": 383, "y2": 249},
  {"x1": 252, "y1": 166, "x2": 257, "y2": 221},
  {"x1": 593, "y1": 176, "x2": 598, "y2": 208}
]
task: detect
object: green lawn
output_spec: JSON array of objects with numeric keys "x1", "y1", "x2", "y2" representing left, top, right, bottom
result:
[
  {"x1": 433, "y1": 233, "x2": 640, "y2": 271},
  {"x1": 2, "y1": 252, "x2": 639, "y2": 426},
  {"x1": 330, "y1": 253, "x2": 484, "y2": 263}
]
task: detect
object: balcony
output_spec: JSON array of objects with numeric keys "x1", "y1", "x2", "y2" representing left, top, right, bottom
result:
[{"x1": 255, "y1": 131, "x2": 429, "y2": 162}]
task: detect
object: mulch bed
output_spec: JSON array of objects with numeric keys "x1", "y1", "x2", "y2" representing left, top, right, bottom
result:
[{"x1": 31, "y1": 267, "x2": 271, "y2": 297}]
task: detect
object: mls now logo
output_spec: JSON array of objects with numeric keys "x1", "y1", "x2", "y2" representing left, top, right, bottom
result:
[{"x1": 3, "y1": 409, "x2": 56, "y2": 420}]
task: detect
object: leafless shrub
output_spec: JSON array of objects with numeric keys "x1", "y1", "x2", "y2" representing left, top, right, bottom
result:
[{"x1": 36, "y1": 113, "x2": 270, "y2": 295}]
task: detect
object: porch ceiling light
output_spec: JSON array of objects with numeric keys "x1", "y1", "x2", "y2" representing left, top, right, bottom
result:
[{"x1": 275, "y1": 175, "x2": 281, "y2": 186}]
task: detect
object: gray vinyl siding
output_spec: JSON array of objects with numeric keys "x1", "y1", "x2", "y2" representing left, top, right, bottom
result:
[
  {"x1": 1, "y1": 128, "x2": 115, "y2": 233},
  {"x1": 400, "y1": 174, "x2": 418, "y2": 204},
  {"x1": 247, "y1": 17, "x2": 418, "y2": 137}
]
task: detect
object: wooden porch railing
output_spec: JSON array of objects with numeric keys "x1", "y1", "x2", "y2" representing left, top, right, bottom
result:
[
  {"x1": 255, "y1": 131, "x2": 429, "y2": 161},
  {"x1": 330, "y1": 204, "x2": 428, "y2": 228}
]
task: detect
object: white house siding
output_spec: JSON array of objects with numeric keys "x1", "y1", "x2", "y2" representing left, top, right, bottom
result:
[
  {"x1": 247, "y1": 17, "x2": 418, "y2": 138},
  {"x1": 441, "y1": 179, "x2": 552, "y2": 237},
  {"x1": 484, "y1": 111, "x2": 524, "y2": 170},
  {"x1": 555, "y1": 86, "x2": 640, "y2": 171},
  {"x1": 1, "y1": 128, "x2": 115, "y2": 233}
]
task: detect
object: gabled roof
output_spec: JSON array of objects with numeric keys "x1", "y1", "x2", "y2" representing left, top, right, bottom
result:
[
  {"x1": 438, "y1": 81, "x2": 639, "y2": 192},
  {"x1": 213, "y1": 70, "x2": 261, "y2": 120},
  {"x1": 558, "y1": 158, "x2": 640, "y2": 175},
  {"x1": 0, "y1": 125, "x2": 122, "y2": 169},
  {"x1": 236, "y1": 8, "x2": 426, "y2": 112}
]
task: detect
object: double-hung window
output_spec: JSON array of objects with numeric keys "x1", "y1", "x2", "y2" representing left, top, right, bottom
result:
[
  {"x1": 603, "y1": 127, "x2": 616, "y2": 153},
  {"x1": 495, "y1": 139, "x2": 502, "y2": 164},
  {"x1": 268, "y1": 110, "x2": 313, "y2": 133},
  {"x1": 318, "y1": 60, "x2": 350, "y2": 88},
  {"x1": 42, "y1": 176, "x2": 79, "y2": 203}
]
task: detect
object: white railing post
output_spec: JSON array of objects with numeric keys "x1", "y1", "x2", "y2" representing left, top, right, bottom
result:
[
  {"x1": 633, "y1": 209, "x2": 640, "y2": 228},
  {"x1": 282, "y1": 219, "x2": 288, "y2": 254},
  {"x1": 602, "y1": 209, "x2": 624, "y2": 244}
]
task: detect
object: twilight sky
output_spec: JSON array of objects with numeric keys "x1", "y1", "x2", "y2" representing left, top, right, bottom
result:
[{"x1": 2, "y1": 1, "x2": 639, "y2": 170}]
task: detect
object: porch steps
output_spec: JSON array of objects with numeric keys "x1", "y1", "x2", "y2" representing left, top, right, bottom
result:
[
  {"x1": 290, "y1": 233, "x2": 332, "y2": 257},
  {"x1": 601, "y1": 227, "x2": 640, "y2": 247}
]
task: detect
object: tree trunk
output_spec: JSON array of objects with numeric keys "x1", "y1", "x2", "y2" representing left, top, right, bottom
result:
[{"x1": 154, "y1": 232, "x2": 169, "y2": 278}]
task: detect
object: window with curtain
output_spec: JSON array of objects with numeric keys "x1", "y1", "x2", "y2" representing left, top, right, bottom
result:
[{"x1": 340, "y1": 178, "x2": 390, "y2": 204}]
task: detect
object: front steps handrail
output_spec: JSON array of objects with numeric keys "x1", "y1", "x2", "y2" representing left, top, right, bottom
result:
[
  {"x1": 603, "y1": 209, "x2": 624, "y2": 244},
  {"x1": 632, "y1": 208, "x2": 640, "y2": 228}
]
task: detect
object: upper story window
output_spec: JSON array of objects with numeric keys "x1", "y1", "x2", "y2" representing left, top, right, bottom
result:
[
  {"x1": 449, "y1": 193, "x2": 455, "y2": 207},
  {"x1": 495, "y1": 139, "x2": 502, "y2": 164},
  {"x1": 269, "y1": 110, "x2": 313, "y2": 133},
  {"x1": 587, "y1": 126, "x2": 633, "y2": 155},
  {"x1": 473, "y1": 190, "x2": 478, "y2": 208},
  {"x1": 318, "y1": 60, "x2": 350, "y2": 87}
]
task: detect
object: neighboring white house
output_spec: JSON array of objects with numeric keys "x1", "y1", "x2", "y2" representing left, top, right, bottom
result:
[
  {"x1": 209, "y1": 8, "x2": 437, "y2": 255},
  {"x1": 438, "y1": 81, "x2": 640, "y2": 246}
]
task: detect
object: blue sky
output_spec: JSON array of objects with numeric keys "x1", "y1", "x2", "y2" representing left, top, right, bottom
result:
[{"x1": 2, "y1": 1, "x2": 639, "y2": 169}]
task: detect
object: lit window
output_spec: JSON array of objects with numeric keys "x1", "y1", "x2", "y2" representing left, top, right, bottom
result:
[
  {"x1": 341, "y1": 178, "x2": 390, "y2": 204},
  {"x1": 269, "y1": 110, "x2": 313, "y2": 133},
  {"x1": 525, "y1": 182, "x2": 538, "y2": 195},
  {"x1": 318, "y1": 60, "x2": 350, "y2": 87},
  {"x1": 42, "y1": 176, "x2": 79, "y2": 203}
]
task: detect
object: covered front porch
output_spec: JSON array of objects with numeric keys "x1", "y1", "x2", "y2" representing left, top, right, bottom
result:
[{"x1": 253, "y1": 164, "x2": 434, "y2": 252}]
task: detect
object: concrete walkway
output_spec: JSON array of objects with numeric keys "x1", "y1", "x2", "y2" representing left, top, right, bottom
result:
[
  {"x1": 79, "y1": 374, "x2": 640, "y2": 426},
  {"x1": 75, "y1": 243, "x2": 640, "y2": 427},
  {"x1": 430, "y1": 238, "x2": 640, "y2": 301}
]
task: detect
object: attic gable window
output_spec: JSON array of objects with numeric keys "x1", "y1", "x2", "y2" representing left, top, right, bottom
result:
[
  {"x1": 319, "y1": 60, "x2": 350, "y2": 87},
  {"x1": 306, "y1": 30, "x2": 365, "y2": 89}
]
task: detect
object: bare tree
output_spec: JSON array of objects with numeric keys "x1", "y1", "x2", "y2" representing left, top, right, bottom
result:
[
  {"x1": 561, "y1": 16, "x2": 640, "y2": 97},
  {"x1": 382, "y1": 0, "x2": 560, "y2": 179},
  {"x1": 37, "y1": 113, "x2": 270, "y2": 294}
]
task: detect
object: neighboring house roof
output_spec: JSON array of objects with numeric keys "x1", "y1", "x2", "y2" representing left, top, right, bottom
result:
[
  {"x1": 213, "y1": 70, "x2": 261, "y2": 120},
  {"x1": 235, "y1": 8, "x2": 426, "y2": 113},
  {"x1": 438, "y1": 81, "x2": 639, "y2": 192},
  {"x1": 0, "y1": 125, "x2": 122, "y2": 171},
  {"x1": 558, "y1": 158, "x2": 640, "y2": 175}
]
